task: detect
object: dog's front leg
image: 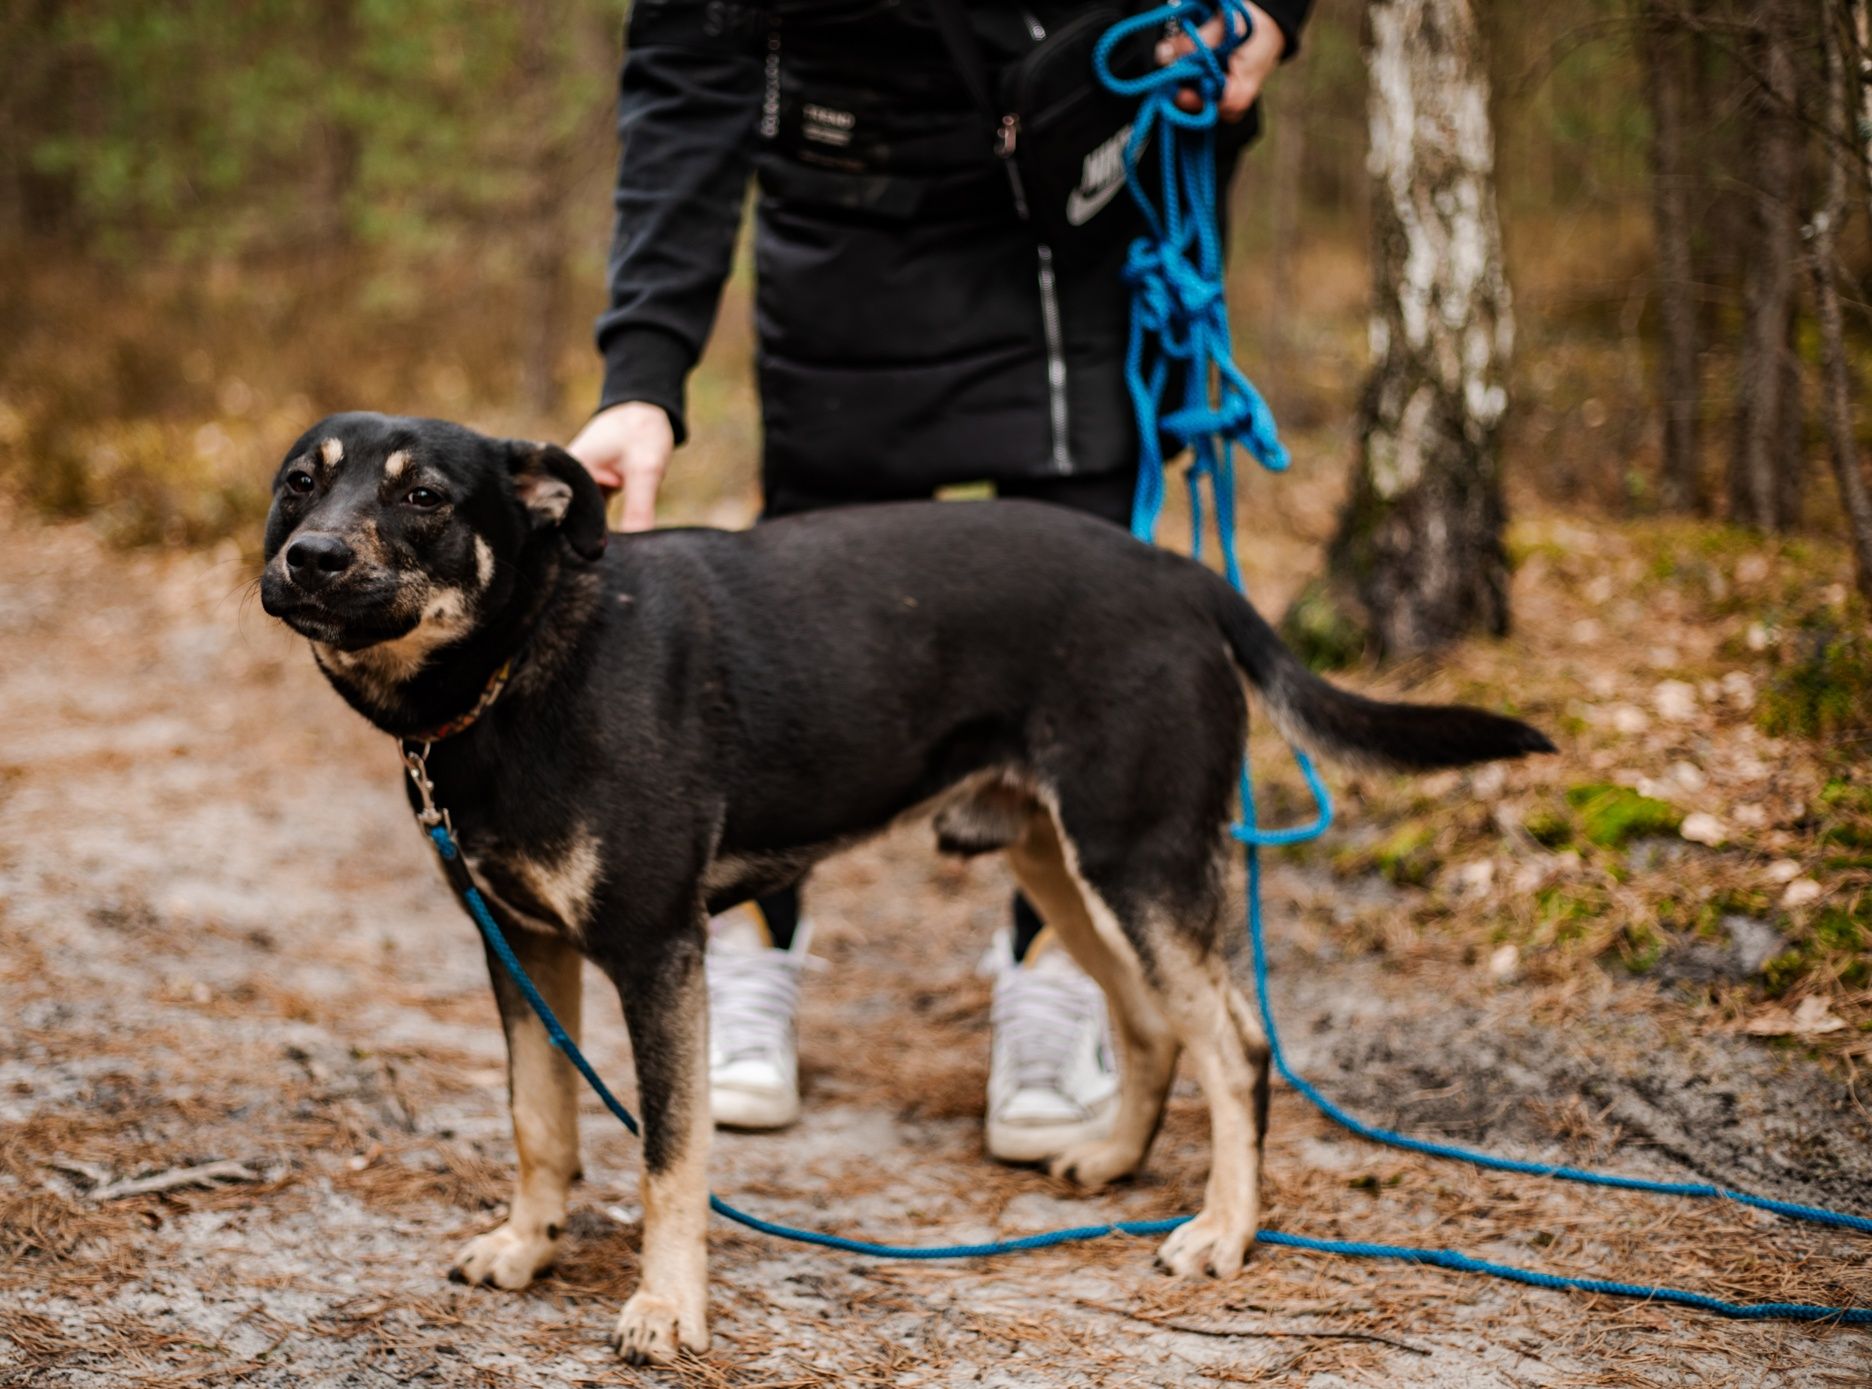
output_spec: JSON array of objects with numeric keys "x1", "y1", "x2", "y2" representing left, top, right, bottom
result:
[
  {"x1": 607, "y1": 919, "x2": 710, "y2": 1364},
  {"x1": 451, "y1": 930, "x2": 583, "y2": 1290}
]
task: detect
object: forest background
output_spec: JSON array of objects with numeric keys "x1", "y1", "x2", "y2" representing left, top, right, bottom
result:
[{"x1": 3, "y1": 0, "x2": 1870, "y2": 1033}]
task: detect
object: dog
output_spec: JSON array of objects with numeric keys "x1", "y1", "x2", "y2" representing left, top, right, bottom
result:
[{"x1": 260, "y1": 412, "x2": 1552, "y2": 1363}]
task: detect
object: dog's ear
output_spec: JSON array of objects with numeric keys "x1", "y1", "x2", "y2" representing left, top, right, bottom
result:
[{"x1": 506, "y1": 440, "x2": 608, "y2": 563}]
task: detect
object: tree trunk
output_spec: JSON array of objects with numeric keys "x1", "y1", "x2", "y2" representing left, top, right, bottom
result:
[
  {"x1": 1811, "y1": 0, "x2": 1872, "y2": 603},
  {"x1": 1776, "y1": 301, "x2": 1806, "y2": 527},
  {"x1": 517, "y1": 0, "x2": 570, "y2": 418},
  {"x1": 312, "y1": 0, "x2": 359, "y2": 251},
  {"x1": 1638, "y1": 0, "x2": 1704, "y2": 513},
  {"x1": 1854, "y1": 0, "x2": 1872, "y2": 226},
  {"x1": 1328, "y1": 0, "x2": 1513, "y2": 658},
  {"x1": 1731, "y1": 0, "x2": 1803, "y2": 530}
]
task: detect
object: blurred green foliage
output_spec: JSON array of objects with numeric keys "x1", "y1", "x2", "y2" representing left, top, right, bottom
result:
[{"x1": 19, "y1": 0, "x2": 624, "y2": 261}]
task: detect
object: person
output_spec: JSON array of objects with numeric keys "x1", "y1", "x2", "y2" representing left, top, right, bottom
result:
[{"x1": 568, "y1": 0, "x2": 1309, "y2": 1162}]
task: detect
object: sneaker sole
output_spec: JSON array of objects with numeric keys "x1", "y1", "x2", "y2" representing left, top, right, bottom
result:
[
  {"x1": 985, "y1": 1096, "x2": 1118, "y2": 1165},
  {"x1": 711, "y1": 1087, "x2": 801, "y2": 1131}
]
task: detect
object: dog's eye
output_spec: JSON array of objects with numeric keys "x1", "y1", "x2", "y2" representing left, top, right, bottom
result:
[
  {"x1": 405, "y1": 487, "x2": 445, "y2": 509},
  {"x1": 285, "y1": 470, "x2": 315, "y2": 495}
]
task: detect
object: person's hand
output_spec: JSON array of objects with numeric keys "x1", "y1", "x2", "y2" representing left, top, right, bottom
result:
[
  {"x1": 566, "y1": 401, "x2": 673, "y2": 533},
  {"x1": 1156, "y1": 1, "x2": 1287, "y2": 123}
]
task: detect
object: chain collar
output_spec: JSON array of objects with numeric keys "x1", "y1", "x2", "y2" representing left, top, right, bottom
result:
[
  {"x1": 399, "y1": 738, "x2": 449, "y2": 831},
  {"x1": 394, "y1": 652, "x2": 520, "y2": 831}
]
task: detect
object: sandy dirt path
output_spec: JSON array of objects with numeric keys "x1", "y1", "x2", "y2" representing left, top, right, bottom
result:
[{"x1": 2, "y1": 514, "x2": 1869, "y2": 1387}]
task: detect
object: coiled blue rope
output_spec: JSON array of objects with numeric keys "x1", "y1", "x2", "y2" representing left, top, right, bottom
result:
[{"x1": 418, "y1": 0, "x2": 1871, "y2": 1329}]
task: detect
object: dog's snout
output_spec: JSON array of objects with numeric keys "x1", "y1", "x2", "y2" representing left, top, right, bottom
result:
[{"x1": 284, "y1": 532, "x2": 356, "y2": 591}]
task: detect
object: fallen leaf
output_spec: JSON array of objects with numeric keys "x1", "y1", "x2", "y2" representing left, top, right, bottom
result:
[
  {"x1": 1667, "y1": 760, "x2": 1707, "y2": 793},
  {"x1": 1653, "y1": 680, "x2": 1698, "y2": 722},
  {"x1": 1720, "y1": 671, "x2": 1756, "y2": 709},
  {"x1": 1610, "y1": 705, "x2": 1651, "y2": 735},
  {"x1": 1780, "y1": 878, "x2": 1824, "y2": 909},
  {"x1": 1732, "y1": 802, "x2": 1768, "y2": 829},
  {"x1": 1742, "y1": 997, "x2": 1847, "y2": 1037},
  {"x1": 1487, "y1": 943, "x2": 1520, "y2": 983},
  {"x1": 1680, "y1": 812, "x2": 1726, "y2": 847}
]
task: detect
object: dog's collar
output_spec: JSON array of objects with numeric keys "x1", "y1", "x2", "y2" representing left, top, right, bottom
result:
[
  {"x1": 393, "y1": 650, "x2": 524, "y2": 832},
  {"x1": 404, "y1": 655, "x2": 517, "y2": 745}
]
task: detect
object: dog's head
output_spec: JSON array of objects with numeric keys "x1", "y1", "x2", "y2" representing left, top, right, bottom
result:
[{"x1": 260, "y1": 413, "x2": 606, "y2": 657}]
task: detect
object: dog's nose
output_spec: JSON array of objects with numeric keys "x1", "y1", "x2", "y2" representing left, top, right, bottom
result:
[{"x1": 284, "y1": 533, "x2": 356, "y2": 591}]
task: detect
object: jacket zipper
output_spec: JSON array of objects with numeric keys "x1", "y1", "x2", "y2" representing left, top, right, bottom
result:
[
  {"x1": 1033, "y1": 243, "x2": 1073, "y2": 473},
  {"x1": 999, "y1": 126, "x2": 1075, "y2": 475},
  {"x1": 759, "y1": 17, "x2": 781, "y2": 140}
]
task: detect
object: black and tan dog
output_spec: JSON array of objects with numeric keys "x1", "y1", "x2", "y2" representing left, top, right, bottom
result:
[{"x1": 260, "y1": 412, "x2": 1551, "y2": 1363}]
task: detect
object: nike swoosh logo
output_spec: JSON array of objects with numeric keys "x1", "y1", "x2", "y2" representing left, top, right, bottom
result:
[{"x1": 1065, "y1": 176, "x2": 1125, "y2": 227}]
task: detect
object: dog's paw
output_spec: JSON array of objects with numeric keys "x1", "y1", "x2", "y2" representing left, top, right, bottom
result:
[
  {"x1": 1155, "y1": 1210, "x2": 1256, "y2": 1279},
  {"x1": 448, "y1": 1221, "x2": 561, "y2": 1291},
  {"x1": 609, "y1": 1290, "x2": 708, "y2": 1365},
  {"x1": 1046, "y1": 1137, "x2": 1144, "y2": 1191}
]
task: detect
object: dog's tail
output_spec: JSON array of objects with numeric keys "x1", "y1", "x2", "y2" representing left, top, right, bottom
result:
[{"x1": 1210, "y1": 577, "x2": 1555, "y2": 773}]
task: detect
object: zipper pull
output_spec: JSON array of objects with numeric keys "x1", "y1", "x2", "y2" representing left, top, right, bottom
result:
[{"x1": 996, "y1": 113, "x2": 1020, "y2": 159}]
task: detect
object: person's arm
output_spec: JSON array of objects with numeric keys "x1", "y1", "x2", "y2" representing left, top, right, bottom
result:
[
  {"x1": 570, "y1": 2, "x2": 763, "y2": 531},
  {"x1": 1251, "y1": 0, "x2": 1311, "y2": 64},
  {"x1": 1162, "y1": 0, "x2": 1312, "y2": 122}
]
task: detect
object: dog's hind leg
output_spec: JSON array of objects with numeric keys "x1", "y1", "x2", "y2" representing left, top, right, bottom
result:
[
  {"x1": 451, "y1": 930, "x2": 584, "y2": 1291},
  {"x1": 604, "y1": 913, "x2": 711, "y2": 1365},
  {"x1": 1005, "y1": 807, "x2": 1180, "y2": 1190}
]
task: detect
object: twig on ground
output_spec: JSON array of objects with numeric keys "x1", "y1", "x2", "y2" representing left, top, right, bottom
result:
[
  {"x1": 1075, "y1": 1298, "x2": 1431, "y2": 1355},
  {"x1": 85, "y1": 1159, "x2": 261, "y2": 1201},
  {"x1": 47, "y1": 1157, "x2": 114, "y2": 1186}
]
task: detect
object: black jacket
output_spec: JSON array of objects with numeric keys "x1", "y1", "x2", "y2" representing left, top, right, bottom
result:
[{"x1": 598, "y1": 0, "x2": 1310, "y2": 495}]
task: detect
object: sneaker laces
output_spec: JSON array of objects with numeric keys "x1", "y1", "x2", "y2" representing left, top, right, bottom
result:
[
  {"x1": 707, "y1": 949, "x2": 802, "y2": 1065},
  {"x1": 992, "y1": 960, "x2": 1105, "y2": 1099}
]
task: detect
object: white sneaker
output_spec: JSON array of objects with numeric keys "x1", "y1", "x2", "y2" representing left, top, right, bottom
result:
[
  {"x1": 986, "y1": 930, "x2": 1120, "y2": 1163},
  {"x1": 706, "y1": 910, "x2": 810, "y2": 1130}
]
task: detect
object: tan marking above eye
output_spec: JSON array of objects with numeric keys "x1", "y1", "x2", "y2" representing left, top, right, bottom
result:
[
  {"x1": 319, "y1": 437, "x2": 344, "y2": 466},
  {"x1": 383, "y1": 449, "x2": 411, "y2": 479}
]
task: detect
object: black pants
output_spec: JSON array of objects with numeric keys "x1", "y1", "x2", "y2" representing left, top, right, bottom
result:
[{"x1": 750, "y1": 466, "x2": 1137, "y2": 958}]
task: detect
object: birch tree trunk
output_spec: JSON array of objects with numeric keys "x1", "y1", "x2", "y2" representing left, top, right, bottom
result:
[
  {"x1": 1854, "y1": 0, "x2": 1872, "y2": 225},
  {"x1": 1810, "y1": 0, "x2": 1872, "y2": 603},
  {"x1": 1638, "y1": 0, "x2": 1704, "y2": 513},
  {"x1": 1328, "y1": 0, "x2": 1513, "y2": 658}
]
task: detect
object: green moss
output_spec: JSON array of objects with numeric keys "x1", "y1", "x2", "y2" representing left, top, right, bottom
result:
[
  {"x1": 1759, "y1": 613, "x2": 1872, "y2": 742},
  {"x1": 1524, "y1": 802, "x2": 1574, "y2": 849},
  {"x1": 1536, "y1": 885, "x2": 1601, "y2": 944},
  {"x1": 1373, "y1": 820, "x2": 1439, "y2": 887},
  {"x1": 1820, "y1": 822, "x2": 1872, "y2": 851},
  {"x1": 1812, "y1": 906, "x2": 1867, "y2": 953},
  {"x1": 1279, "y1": 577, "x2": 1367, "y2": 673},
  {"x1": 1616, "y1": 922, "x2": 1664, "y2": 974},
  {"x1": 1715, "y1": 887, "x2": 1772, "y2": 917},
  {"x1": 1757, "y1": 896, "x2": 1871, "y2": 995},
  {"x1": 1761, "y1": 948, "x2": 1808, "y2": 996},
  {"x1": 1818, "y1": 779, "x2": 1868, "y2": 810},
  {"x1": 1816, "y1": 780, "x2": 1872, "y2": 873},
  {"x1": 1563, "y1": 783, "x2": 1684, "y2": 848}
]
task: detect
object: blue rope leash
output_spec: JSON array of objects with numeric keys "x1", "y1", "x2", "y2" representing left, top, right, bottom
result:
[
  {"x1": 431, "y1": 824, "x2": 1870, "y2": 1319},
  {"x1": 415, "y1": 0, "x2": 1871, "y2": 1328}
]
